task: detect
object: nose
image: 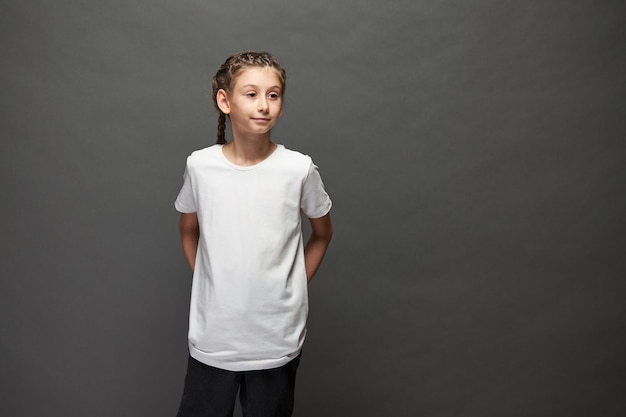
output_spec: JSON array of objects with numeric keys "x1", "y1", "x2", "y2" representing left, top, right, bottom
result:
[{"x1": 258, "y1": 96, "x2": 268, "y2": 112}]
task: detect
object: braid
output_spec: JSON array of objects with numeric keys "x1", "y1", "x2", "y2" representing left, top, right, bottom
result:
[
  {"x1": 216, "y1": 112, "x2": 226, "y2": 145},
  {"x1": 210, "y1": 51, "x2": 286, "y2": 144}
]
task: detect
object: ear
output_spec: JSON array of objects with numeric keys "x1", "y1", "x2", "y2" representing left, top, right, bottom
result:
[{"x1": 216, "y1": 89, "x2": 231, "y2": 114}]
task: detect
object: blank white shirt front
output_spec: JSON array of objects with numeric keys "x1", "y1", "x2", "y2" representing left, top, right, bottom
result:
[{"x1": 175, "y1": 144, "x2": 331, "y2": 371}]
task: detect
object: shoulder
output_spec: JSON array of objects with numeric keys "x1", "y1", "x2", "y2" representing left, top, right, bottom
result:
[
  {"x1": 188, "y1": 144, "x2": 221, "y2": 160},
  {"x1": 186, "y1": 145, "x2": 222, "y2": 167},
  {"x1": 275, "y1": 145, "x2": 313, "y2": 167},
  {"x1": 271, "y1": 145, "x2": 315, "y2": 180}
]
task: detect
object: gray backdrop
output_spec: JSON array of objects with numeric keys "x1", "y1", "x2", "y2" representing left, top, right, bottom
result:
[{"x1": 1, "y1": 1, "x2": 625, "y2": 416}]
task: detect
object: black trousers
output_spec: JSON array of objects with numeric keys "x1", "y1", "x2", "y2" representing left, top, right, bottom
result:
[{"x1": 176, "y1": 354, "x2": 301, "y2": 417}]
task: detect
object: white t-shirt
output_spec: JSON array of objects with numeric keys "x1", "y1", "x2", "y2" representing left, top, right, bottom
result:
[{"x1": 175, "y1": 144, "x2": 332, "y2": 371}]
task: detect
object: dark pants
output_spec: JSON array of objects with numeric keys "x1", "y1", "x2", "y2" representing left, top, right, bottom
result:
[{"x1": 176, "y1": 354, "x2": 301, "y2": 417}]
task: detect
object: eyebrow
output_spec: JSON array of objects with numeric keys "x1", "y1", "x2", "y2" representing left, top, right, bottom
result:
[{"x1": 239, "y1": 84, "x2": 282, "y2": 91}]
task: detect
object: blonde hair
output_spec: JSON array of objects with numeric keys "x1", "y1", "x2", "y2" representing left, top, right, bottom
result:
[{"x1": 211, "y1": 51, "x2": 286, "y2": 144}]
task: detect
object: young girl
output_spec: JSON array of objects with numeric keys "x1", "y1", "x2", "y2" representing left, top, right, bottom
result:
[{"x1": 174, "y1": 51, "x2": 333, "y2": 417}]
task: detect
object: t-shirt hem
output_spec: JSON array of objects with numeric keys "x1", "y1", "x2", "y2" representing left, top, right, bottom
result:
[{"x1": 189, "y1": 343, "x2": 302, "y2": 372}]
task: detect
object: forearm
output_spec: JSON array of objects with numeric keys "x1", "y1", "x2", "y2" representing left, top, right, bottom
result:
[
  {"x1": 304, "y1": 235, "x2": 331, "y2": 282},
  {"x1": 181, "y1": 231, "x2": 199, "y2": 271},
  {"x1": 179, "y1": 213, "x2": 200, "y2": 272},
  {"x1": 304, "y1": 213, "x2": 333, "y2": 283}
]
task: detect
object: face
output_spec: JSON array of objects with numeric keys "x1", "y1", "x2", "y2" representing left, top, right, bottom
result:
[{"x1": 218, "y1": 66, "x2": 284, "y2": 138}]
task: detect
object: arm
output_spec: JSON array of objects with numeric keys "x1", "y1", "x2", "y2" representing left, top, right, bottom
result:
[
  {"x1": 178, "y1": 212, "x2": 200, "y2": 272},
  {"x1": 304, "y1": 212, "x2": 333, "y2": 283}
]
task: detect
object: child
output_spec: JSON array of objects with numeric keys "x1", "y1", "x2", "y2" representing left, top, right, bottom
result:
[{"x1": 174, "y1": 51, "x2": 333, "y2": 417}]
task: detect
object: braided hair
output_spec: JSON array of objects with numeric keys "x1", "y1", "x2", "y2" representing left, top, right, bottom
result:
[{"x1": 211, "y1": 51, "x2": 286, "y2": 144}]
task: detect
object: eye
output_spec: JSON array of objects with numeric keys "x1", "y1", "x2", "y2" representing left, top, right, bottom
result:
[
  {"x1": 268, "y1": 92, "x2": 281, "y2": 100},
  {"x1": 246, "y1": 92, "x2": 257, "y2": 98}
]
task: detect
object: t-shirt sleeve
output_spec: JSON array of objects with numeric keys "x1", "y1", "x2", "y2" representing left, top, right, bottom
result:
[
  {"x1": 301, "y1": 160, "x2": 332, "y2": 218},
  {"x1": 174, "y1": 160, "x2": 197, "y2": 213}
]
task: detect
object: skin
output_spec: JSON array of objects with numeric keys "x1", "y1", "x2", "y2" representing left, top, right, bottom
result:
[
  {"x1": 179, "y1": 66, "x2": 333, "y2": 283},
  {"x1": 217, "y1": 66, "x2": 283, "y2": 167}
]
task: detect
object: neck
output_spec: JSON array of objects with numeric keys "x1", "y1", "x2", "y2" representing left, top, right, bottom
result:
[{"x1": 223, "y1": 134, "x2": 277, "y2": 166}]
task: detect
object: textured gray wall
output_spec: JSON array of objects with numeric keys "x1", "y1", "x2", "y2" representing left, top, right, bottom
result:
[{"x1": 1, "y1": 1, "x2": 625, "y2": 416}]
